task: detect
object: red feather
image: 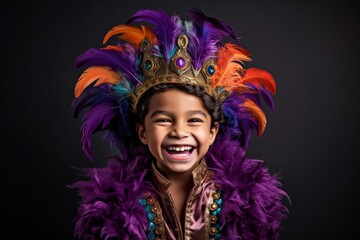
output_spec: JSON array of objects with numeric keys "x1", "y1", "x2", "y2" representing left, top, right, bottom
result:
[{"x1": 241, "y1": 68, "x2": 276, "y2": 95}]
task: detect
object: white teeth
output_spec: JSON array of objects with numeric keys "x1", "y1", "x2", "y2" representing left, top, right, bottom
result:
[
  {"x1": 167, "y1": 146, "x2": 192, "y2": 151},
  {"x1": 171, "y1": 153, "x2": 188, "y2": 157}
]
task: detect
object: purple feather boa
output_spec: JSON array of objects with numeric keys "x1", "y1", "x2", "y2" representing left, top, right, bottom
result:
[
  {"x1": 207, "y1": 136, "x2": 289, "y2": 239},
  {"x1": 71, "y1": 152, "x2": 154, "y2": 239},
  {"x1": 71, "y1": 133, "x2": 288, "y2": 239}
]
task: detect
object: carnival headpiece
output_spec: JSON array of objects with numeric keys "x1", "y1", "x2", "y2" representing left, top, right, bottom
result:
[{"x1": 72, "y1": 9, "x2": 276, "y2": 161}]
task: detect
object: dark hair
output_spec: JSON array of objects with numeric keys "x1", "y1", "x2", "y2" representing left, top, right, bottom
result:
[{"x1": 135, "y1": 83, "x2": 223, "y2": 128}]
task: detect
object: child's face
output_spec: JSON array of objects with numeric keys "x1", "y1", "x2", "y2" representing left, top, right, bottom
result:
[{"x1": 137, "y1": 89, "x2": 219, "y2": 174}]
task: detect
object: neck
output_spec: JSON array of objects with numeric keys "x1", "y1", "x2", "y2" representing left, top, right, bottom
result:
[
  {"x1": 156, "y1": 161, "x2": 201, "y2": 189},
  {"x1": 166, "y1": 170, "x2": 194, "y2": 189}
]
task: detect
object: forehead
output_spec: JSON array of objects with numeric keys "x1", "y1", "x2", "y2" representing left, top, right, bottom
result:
[{"x1": 148, "y1": 89, "x2": 207, "y2": 112}]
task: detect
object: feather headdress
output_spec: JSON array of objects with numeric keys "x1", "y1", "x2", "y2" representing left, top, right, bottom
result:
[{"x1": 72, "y1": 8, "x2": 276, "y2": 160}]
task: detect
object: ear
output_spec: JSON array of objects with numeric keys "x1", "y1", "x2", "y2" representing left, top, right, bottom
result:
[
  {"x1": 209, "y1": 122, "x2": 219, "y2": 145},
  {"x1": 136, "y1": 123, "x2": 148, "y2": 145}
]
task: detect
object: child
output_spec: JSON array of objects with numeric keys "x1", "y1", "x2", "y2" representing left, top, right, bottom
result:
[{"x1": 70, "y1": 8, "x2": 288, "y2": 240}]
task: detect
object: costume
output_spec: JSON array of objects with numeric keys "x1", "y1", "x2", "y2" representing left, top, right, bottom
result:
[{"x1": 70, "y1": 8, "x2": 288, "y2": 240}]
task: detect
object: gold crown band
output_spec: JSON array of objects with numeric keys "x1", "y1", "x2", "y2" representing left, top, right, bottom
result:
[{"x1": 132, "y1": 75, "x2": 219, "y2": 111}]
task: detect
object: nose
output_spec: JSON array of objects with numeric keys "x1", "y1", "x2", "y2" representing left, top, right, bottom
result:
[{"x1": 169, "y1": 122, "x2": 189, "y2": 138}]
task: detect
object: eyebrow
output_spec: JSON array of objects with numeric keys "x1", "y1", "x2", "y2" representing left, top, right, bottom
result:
[{"x1": 150, "y1": 110, "x2": 207, "y2": 118}]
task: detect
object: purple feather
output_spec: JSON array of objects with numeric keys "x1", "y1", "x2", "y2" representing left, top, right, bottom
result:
[
  {"x1": 71, "y1": 84, "x2": 114, "y2": 118},
  {"x1": 81, "y1": 103, "x2": 117, "y2": 161},
  {"x1": 243, "y1": 83, "x2": 275, "y2": 110},
  {"x1": 75, "y1": 46, "x2": 141, "y2": 85},
  {"x1": 222, "y1": 87, "x2": 275, "y2": 147},
  {"x1": 222, "y1": 93, "x2": 261, "y2": 149},
  {"x1": 102, "y1": 97, "x2": 139, "y2": 158},
  {"x1": 186, "y1": 8, "x2": 239, "y2": 70},
  {"x1": 127, "y1": 9, "x2": 183, "y2": 62},
  {"x1": 72, "y1": 84, "x2": 138, "y2": 161},
  {"x1": 260, "y1": 88, "x2": 275, "y2": 110}
]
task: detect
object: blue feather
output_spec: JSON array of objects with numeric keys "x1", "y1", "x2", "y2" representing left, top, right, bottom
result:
[{"x1": 112, "y1": 79, "x2": 134, "y2": 96}]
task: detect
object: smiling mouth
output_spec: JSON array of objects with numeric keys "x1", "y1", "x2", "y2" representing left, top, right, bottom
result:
[{"x1": 165, "y1": 145, "x2": 194, "y2": 157}]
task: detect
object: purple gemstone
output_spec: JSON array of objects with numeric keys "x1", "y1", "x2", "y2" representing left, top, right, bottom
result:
[{"x1": 175, "y1": 57, "x2": 185, "y2": 68}]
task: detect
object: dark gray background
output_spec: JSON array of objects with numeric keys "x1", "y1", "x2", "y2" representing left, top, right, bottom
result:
[{"x1": 1, "y1": 0, "x2": 359, "y2": 239}]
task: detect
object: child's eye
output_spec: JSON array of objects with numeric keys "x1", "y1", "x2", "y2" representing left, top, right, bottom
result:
[
  {"x1": 188, "y1": 118, "x2": 203, "y2": 123},
  {"x1": 155, "y1": 118, "x2": 171, "y2": 123}
]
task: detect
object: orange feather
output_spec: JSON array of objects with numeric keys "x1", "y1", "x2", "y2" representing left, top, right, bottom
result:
[
  {"x1": 74, "y1": 66, "x2": 121, "y2": 98},
  {"x1": 101, "y1": 45, "x2": 122, "y2": 51},
  {"x1": 211, "y1": 43, "x2": 251, "y2": 89},
  {"x1": 241, "y1": 99, "x2": 267, "y2": 136},
  {"x1": 231, "y1": 85, "x2": 259, "y2": 94},
  {"x1": 102, "y1": 25, "x2": 157, "y2": 47}
]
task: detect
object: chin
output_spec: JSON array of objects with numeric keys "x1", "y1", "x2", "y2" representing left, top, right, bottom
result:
[{"x1": 164, "y1": 160, "x2": 200, "y2": 173}]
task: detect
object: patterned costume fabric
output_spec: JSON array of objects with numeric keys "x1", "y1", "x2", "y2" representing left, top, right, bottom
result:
[{"x1": 70, "y1": 8, "x2": 289, "y2": 240}]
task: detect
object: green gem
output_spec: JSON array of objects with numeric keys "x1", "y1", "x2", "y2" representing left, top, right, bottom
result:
[
  {"x1": 145, "y1": 60, "x2": 152, "y2": 70},
  {"x1": 207, "y1": 65, "x2": 215, "y2": 75},
  {"x1": 149, "y1": 221, "x2": 156, "y2": 231},
  {"x1": 139, "y1": 198, "x2": 147, "y2": 206},
  {"x1": 215, "y1": 198, "x2": 223, "y2": 206},
  {"x1": 216, "y1": 207, "x2": 221, "y2": 215},
  {"x1": 215, "y1": 233, "x2": 221, "y2": 239},
  {"x1": 145, "y1": 204, "x2": 151, "y2": 212},
  {"x1": 147, "y1": 232, "x2": 155, "y2": 240},
  {"x1": 147, "y1": 212, "x2": 155, "y2": 221}
]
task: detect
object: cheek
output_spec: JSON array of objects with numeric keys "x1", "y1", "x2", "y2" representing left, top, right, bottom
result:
[
  {"x1": 195, "y1": 128, "x2": 213, "y2": 145},
  {"x1": 146, "y1": 128, "x2": 167, "y2": 147}
]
